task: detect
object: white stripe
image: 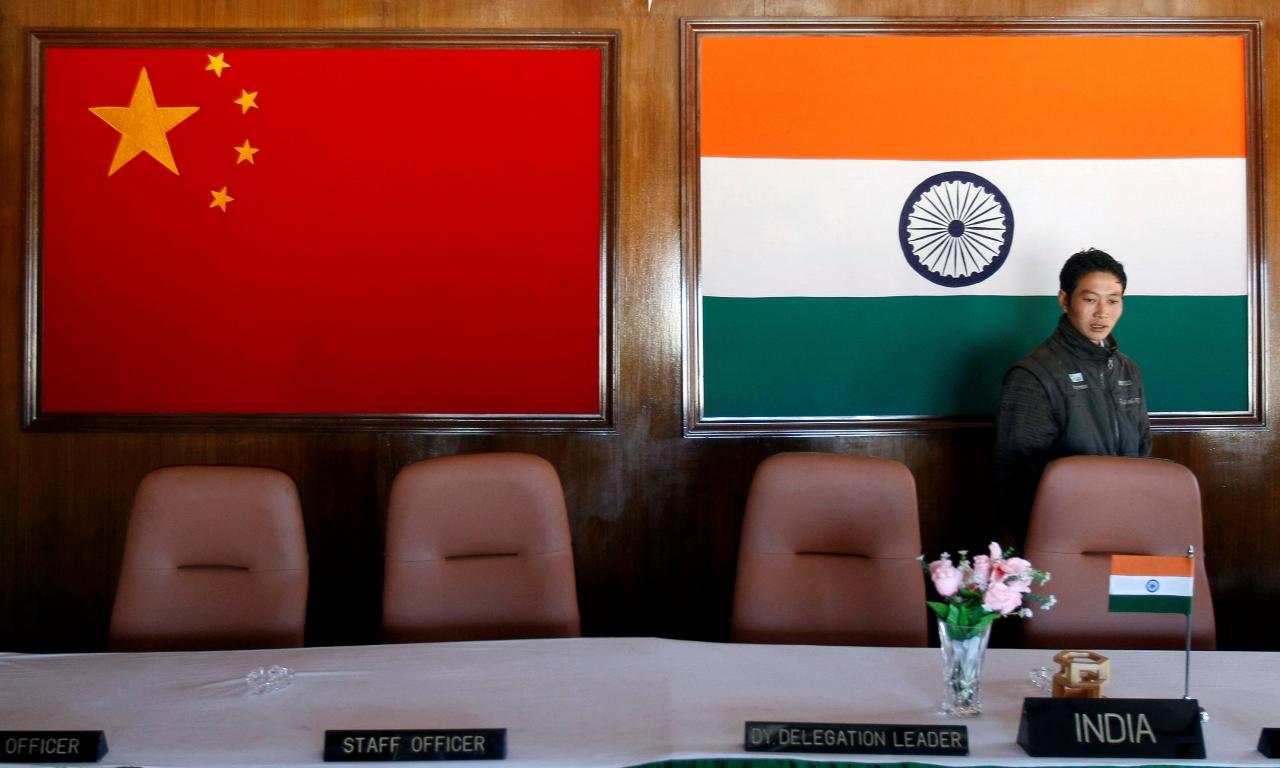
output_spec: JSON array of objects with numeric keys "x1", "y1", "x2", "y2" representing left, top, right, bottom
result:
[
  {"x1": 1109, "y1": 575, "x2": 1194, "y2": 597},
  {"x1": 701, "y1": 157, "x2": 1247, "y2": 297}
]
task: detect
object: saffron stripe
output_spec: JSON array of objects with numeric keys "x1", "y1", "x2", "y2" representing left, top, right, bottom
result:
[
  {"x1": 700, "y1": 35, "x2": 1246, "y2": 160},
  {"x1": 1110, "y1": 555, "x2": 1195, "y2": 578}
]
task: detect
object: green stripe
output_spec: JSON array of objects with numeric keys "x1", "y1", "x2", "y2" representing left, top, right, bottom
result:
[
  {"x1": 702, "y1": 295, "x2": 1247, "y2": 418},
  {"x1": 628, "y1": 762, "x2": 1146, "y2": 768},
  {"x1": 630, "y1": 763, "x2": 969, "y2": 768},
  {"x1": 1108, "y1": 594, "x2": 1192, "y2": 614}
]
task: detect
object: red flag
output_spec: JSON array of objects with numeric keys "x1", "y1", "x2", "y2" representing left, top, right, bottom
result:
[{"x1": 39, "y1": 44, "x2": 604, "y2": 416}]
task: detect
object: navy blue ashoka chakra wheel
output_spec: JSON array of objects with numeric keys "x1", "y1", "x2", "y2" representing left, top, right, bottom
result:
[{"x1": 898, "y1": 171, "x2": 1014, "y2": 287}]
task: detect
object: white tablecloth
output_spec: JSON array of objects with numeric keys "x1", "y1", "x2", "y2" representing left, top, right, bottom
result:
[{"x1": 1, "y1": 638, "x2": 1274, "y2": 767}]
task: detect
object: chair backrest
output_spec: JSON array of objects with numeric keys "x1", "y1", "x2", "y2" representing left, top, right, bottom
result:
[
  {"x1": 382, "y1": 452, "x2": 580, "y2": 643},
  {"x1": 1022, "y1": 456, "x2": 1216, "y2": 650},
  {"x1": 109, "y1": 466, "x2": 309, "y2": 651},
  {"x1": 730, "y1": 452, "x2": 927, "y2": 646}
]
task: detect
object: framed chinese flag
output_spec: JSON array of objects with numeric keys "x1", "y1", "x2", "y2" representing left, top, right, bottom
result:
[
  {"x1": 682, "y1": 19, "x2": 1263, "y2": 435},
  {"x1": 25, "y1": 30, "x2": 616, "y2": 431}
]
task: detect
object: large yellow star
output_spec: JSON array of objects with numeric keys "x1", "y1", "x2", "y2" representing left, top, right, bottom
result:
[
  {"x1": 234, "y1": 89, "x2": 259, "y2": 114},
  {"x1": 89, "y1": 68, "x2": 199, "y2": 176},
  {"x1": 209, "y1": 186, "x2": 234, "y2": 212},
  {"x1": 205, "y1": 52, "x2": 230, "y2": 78}
]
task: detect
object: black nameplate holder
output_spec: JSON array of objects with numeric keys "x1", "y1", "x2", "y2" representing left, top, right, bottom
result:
[
  {"x1": 1017, "y1": 698, "x2": 1205, "y2": 759},
  {"x1": 0, "y1": 731, "x2": 108, "y2": 763},
  {"x1": 324, "y1": 730, "x2": 505, "y2": 762},
  {"x1": 1258, "y1": 728, "x2": 1280, "y2": 758},
  {"x1": 744, "y1": 721, "x2": 968, "y2": 756}
]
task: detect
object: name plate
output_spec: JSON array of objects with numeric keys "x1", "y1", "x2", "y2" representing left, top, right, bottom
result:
[
  {"x1": 1258, "y1": 728, "x2": 1280, "y2": 758},
  {"x1": 1017, "y1": 698, "x2": 1205, "y2": 759},
  {"x1": 324, "y1": 730, "x2": 504, "y2": 761},
  {"x1": 745, "y1": 721, "x2": 968, "y2": 756},
  {"x1": 0, "y1": 731, "x2": 107, "y2": 763}
]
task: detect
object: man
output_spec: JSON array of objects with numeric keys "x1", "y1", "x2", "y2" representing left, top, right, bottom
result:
[{"x1": 993, "y1": 248, "x2": 1152, "y2": 545}]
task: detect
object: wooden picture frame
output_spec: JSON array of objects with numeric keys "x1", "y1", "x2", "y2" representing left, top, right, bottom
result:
[
  {"x1": 25, "y1": 29, "x2": 618, "y2": 432},
  {"x1": 682, "y1": 18, "x2": 1264, "y2": 435}
]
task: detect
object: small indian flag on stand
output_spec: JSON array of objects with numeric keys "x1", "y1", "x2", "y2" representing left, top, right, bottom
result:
[{"x1": 1108, "y1": 555, "x2": 1194, "y2": 615}]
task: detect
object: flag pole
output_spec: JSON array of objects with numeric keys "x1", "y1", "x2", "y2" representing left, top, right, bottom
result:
[
  {"x1": 1183, "y1": 545, "x2": 1210, "y2": 725},
  {"x1": 1183, "y1": 544, "x2": 1194, "y2": 701}
]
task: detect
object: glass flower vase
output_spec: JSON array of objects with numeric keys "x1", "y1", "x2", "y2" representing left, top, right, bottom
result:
[{"x1": 938, "y1": 619, "x2": 992, "y2": 717}]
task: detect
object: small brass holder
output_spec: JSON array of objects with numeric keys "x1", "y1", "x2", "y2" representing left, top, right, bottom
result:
[{"x1": 1050, "y1": 650, "x2": 1110, "y2": 699}]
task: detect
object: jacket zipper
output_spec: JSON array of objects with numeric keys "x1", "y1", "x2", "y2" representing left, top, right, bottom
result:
[{"x1": 1104, "y1": 356, "x2": 1119, "y2": 446}]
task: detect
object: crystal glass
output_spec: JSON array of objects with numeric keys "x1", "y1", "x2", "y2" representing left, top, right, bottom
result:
[
  {"x1": 245, "y1": 665, "x2": 294, "y2": 695},
  {"x1": 1028, "y1": 665, "x2": 1054, "y2": 692},
  {"x1": 938, "y1": 619, "x2": 992, "y2": 717}
]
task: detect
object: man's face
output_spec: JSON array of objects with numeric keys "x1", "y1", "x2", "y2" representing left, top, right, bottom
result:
[{"x1": 1059, "y1": 270, "x2": 1125, "y2": 343}]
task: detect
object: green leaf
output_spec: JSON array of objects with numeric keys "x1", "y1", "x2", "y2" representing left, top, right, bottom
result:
[
  {"x1": 974, "y1": 611, "x2": 1001, "y2": 630},
  {"x1": 927, "y1": 601, "x2": 949, "y2": 621}
]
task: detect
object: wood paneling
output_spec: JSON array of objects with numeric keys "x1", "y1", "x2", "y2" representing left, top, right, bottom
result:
[{"x1": 1, "y1": 0, "x2": 1276, "y2": 652}]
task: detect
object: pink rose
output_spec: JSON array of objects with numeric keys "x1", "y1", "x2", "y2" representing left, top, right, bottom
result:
[
  {"x1": 971, "y1": 555, "x2": 992, "y2": 585},
  {"x1": 1006, "y1": 558, "x2": 1035, "y2": 592},
  {"x1": 983, "y1": 581, "x2": 1024, "y2": 615},
  {"x1": 1006, "y1": 556, "x2": 1032, "y2": 574},
  {"x1": 929, "y1": 559, "x2": 962, "y2": 597},
  {"x1": 993, "y1": 556, "x2": 1034, "y2": 589}
]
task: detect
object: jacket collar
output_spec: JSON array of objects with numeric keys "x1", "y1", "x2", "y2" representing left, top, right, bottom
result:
[{"x1": 1052, "y1": 313, "x2": 1116, "y2": 363}]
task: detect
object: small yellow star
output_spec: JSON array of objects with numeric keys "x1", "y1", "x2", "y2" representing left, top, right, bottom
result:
[
  {"x1": 234, "y1": 139, "x2": 259, "y2": 165},
  {"x1": 234, "y1": 89, "x2": 259, "y2": 114},
  {"x1": 209, "y1": 186, "x2": 234, "y2": 212},
  {"x1": 89, "y1": 68, "x2": 199, "y2": 176},
  {"x1": 205, "y1": 52, "x2": 230, "y2": 78}
]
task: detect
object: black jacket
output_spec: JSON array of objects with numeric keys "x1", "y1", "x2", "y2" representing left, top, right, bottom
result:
[{"x1": 993, "y1": 314, "x2": 1152, "y2": 544}]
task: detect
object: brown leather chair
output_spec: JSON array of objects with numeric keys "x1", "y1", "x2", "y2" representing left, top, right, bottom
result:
[
  {"x1": 109, "y1": 466, "x2": 309, "y2": 651},
  {"x1": 382, "y1": 453, "x2": 580, "y2": 642},
  {"x1": 1022, "y1": 455, "x2": 1216, "y2": 650},
  {"x1": 730, "y1": 452, "x2": 927, "y2": 646}
]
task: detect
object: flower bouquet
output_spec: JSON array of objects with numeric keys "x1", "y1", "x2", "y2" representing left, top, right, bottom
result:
[
  {"x1": 923, "y1": 542, "x2": 1055, "y2": 716},
  {"x1": 925, "y1": 542, "x2": 1055, "y2": 637}
]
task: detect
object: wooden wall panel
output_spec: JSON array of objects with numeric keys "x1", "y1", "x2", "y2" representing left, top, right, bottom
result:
[{"x1": 1, "y1": 0, "x2": 1276, "y2": 652}]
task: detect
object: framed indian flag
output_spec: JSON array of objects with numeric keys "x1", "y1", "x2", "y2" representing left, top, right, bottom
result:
[
  {"x1": 681, "y1": 19, "x2": 1264, "y2": 435},
  {"x1": 24, "y1": 30, "x2": 618, "y2": 431}
]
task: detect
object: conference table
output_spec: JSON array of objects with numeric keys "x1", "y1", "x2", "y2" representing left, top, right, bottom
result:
[{"x1": 2, "y1": 637, "x2": 1276, "y2": 768}]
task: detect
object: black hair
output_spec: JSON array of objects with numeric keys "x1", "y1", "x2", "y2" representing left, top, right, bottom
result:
[{"x1": 1059, "y1": 248, "x2": 1127, "y2": 296}]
